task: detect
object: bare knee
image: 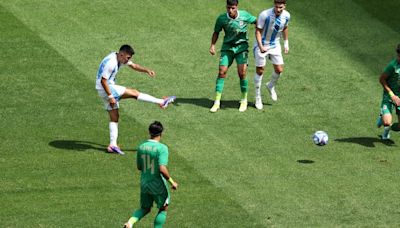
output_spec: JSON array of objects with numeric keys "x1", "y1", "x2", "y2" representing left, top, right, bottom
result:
[
  {"x1": 256, "y1": 67, "x2": 264, "y2": 75},
  {"x1": 123, "y1": 88, "x2": 140, "y2": 99},
  {"x1": 159, "y1": 205, "x2": 168, "y2": 212},
  {"x1": 274, "y1": 65, "x2": 284, "y2": 74},
  {"x1": 108, "y1": 110, "x2": 119, "y2": 122},
  {"x1": 218, "y1": 66, "x2": 228, "y2": 78}
]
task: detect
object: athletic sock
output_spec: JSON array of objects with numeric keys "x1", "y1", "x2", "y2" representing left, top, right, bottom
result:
[
  {"x1": 154, "y1": 211, "x2": 167, "y2": 228},
  {"x1": 137, "y1": 93, "x2": 163, "y2": 104},
  {"x1": 128, "y1": 208, "x2": 149, "y2": 226},
  {"x1": 215, "y1": 92, "x2": 222, "y2": 103},
  {"x1": 254, "y1": 73, "x2": 263, "y2": 98},
  {"x1": 109, "y1": 122, "x2": 118, "y2": 146},
  {"x1": 240, "y1": 79, "x2": 248, "y2": 100},
  {"x1": 215, "y1": 77, "x2": 225, "y2": 102},
  {"x1": 270, "y1": 71, "x2": 280, "y2": 86}
]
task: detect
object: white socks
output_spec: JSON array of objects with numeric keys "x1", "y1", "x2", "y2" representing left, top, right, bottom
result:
[
  {"x1": 137, "y1": 93, "x2": 163, "y2": 104},
  {"x1": 270, "y1": 71, "x2": 280, "y2": 86},
  {"x1": 254, "y1": 74, "x2": 263, "y2": 98},
  {"x1": 109, "y1": 122, "x2": 118, "y2": 146}
]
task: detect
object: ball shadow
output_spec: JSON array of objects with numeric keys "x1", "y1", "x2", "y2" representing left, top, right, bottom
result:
[{"x1": 297, "y1": 159, "x2": 315, "y2": 164}]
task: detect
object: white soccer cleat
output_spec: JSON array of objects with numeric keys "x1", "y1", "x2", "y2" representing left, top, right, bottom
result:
[
  {"x1": 255, "y1": 97, "x2": 263, "y2": 110},
  {"x1": 266, "y1": 81, "x2": 277, "y2": 101},
  {"x1": 239, "y1": 100, "x2": 248, "y2": 112},
  {"x1": 210, "y1": 101, "x2": 220, "y2": 113}
]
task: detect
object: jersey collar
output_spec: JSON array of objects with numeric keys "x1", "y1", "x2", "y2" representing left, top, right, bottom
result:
[{"x1": 226, "y1": 10, "x2": 240, "y2": 20}]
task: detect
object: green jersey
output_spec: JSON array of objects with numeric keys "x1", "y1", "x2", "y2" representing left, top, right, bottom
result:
[
  {"x1": 214, "y1": 10, "x2": 256, "y2": 51},
  {"x1": 137, "y1": 139, "x2": 169, "y2": 194},
  {"x1": 383, "y1": 58, "x2": 400, "y2": 97}
]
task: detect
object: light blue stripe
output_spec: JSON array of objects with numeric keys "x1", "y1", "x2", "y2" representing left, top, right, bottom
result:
[
  {"x1": 269, "y1": 17, "x2": 281, "y2": 47},
  {"x1": 261, "y1": 16, "x2": 270, "y2": 45},
  {"x1": 96, "y1": 58, "x2": 110, "y2": 79}
]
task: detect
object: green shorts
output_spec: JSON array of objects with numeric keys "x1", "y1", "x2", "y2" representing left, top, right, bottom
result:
[
  {"x1": 380, "y1": 95, "x2": 400, "y2": 115},
  {"x1": 140, "y1": 183, "x2": 170, "y2": 209},
  {"x1": 219, "y1": 44, "x2": 249, "y2": 67}
]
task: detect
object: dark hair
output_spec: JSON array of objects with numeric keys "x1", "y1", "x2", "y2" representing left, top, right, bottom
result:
[
  {"x1": 149, "y1": 121, "x2": 164, "y2": 137},
  {"x1": 397, "y1": 44, "x2": 400, "y2": 54},
  {"x1": 274, "y1": 0, "x2": 286, "y2": 4},
  {"x1": 119, "y1": 44, "x2": 135, "y2": 55},
  {"x1": 227, "y1": 0, "x2": 238, "y2": 6}
]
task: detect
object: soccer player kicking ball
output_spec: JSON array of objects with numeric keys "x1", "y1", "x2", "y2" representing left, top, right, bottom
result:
[
  {"x1": 209, "y1": 0, "x2": 257, "y2": 112},
  {"x1": 96, "y1": 44, "x2": 175, "y2": 155},
  {"x1": 253, "y1": 0, "x2": 290, "y2": 110},
  {"x1": 123, "y1": 121, "x2": 178, "y2": 228},
  {"x1": 376, "y1": 44, "x2": 400, "y2": 140}
]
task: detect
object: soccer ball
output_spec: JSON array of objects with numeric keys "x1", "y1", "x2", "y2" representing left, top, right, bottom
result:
[{"x1": 312, "y1": 131, "x2": 328, "y2": 146}]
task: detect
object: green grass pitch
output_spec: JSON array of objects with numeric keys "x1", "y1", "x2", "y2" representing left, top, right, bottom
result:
[{"x1": 1, "y1": 0, "x2": 400, "y2": 227}]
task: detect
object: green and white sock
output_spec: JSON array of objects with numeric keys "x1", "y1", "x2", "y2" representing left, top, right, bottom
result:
[{"x1": 240, "y1": 79, "x2": 248, "y2": 101}]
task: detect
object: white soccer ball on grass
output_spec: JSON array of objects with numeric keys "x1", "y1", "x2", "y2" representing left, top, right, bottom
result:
[{"x1": 313, "y1": 131, "x2": 328, "y2": 146}]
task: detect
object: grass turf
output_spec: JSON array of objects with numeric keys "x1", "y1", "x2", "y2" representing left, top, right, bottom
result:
[{"x1": 1, "y1": 0, "x2": 400, "y2": 227}]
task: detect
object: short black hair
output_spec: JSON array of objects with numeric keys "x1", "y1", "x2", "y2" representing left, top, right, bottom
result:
[
  {"x1": 274, "y1": 0, "x2": 287, "y2": 4},
  {"x1": 119, "y1": 44, "x2": 135, "y2": 55},
  {"x1": 149, "y1": 121, "x2": 164, "y2": 137},
  {"x1": 397, "y1": 44, "x2": 400, "y2": 54},
  {"x1": 227, "y1": 0, "x2": 238, "y2": 6}
]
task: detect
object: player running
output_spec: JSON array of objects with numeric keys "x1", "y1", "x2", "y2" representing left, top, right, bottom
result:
[
  {"x1": 209, "y1": 0, "x2": 257, "y2": 112},
  {"x1": 376, "y1": 44, "x2": 400, "y2": 140},
  {"x1": 96, "y1": 45, "x2": 175, "y2": 155},
  {"x1": 123, "y1": 121, "x2": 178, "y2": 228},
  {"x1": 253, "y1": 0, "x2": 290, "y2": 109}
]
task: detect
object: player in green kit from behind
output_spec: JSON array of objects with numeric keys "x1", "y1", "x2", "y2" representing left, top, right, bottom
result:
[
  {"x1": 209, "y1": 0, "x2": 257, "y2": 112},
  {"x1": 377, "y1": 44, "x2": 400, "y2": 140},
  {"x1": 123, "y1": 121, "x2": 178, "y2": 228}
]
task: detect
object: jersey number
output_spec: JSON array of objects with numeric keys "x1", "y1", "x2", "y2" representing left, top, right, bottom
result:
[{"x1": 141, "y1": 154, "x2": 155, "y2": 174}]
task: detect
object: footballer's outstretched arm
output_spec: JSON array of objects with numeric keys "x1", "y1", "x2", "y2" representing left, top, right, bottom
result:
[{"x1": 128, "y1": 62, "x2": 156, "y2": 77}]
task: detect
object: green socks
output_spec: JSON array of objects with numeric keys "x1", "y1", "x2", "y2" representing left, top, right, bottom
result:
[
  {"x1": 240, "y1": 79, "x2": 248, "y2": 100},
  {"x1": 154, "y1": 211, "x2": 167, "y2": 228},
  {"x1": 214, "y1": 77, "x2": 248, "y2": 101},
  {"x1": 214, "y1": 77, "x2": 225, "y2": 102},
  {"x1": 128, "y1": 208, "x2": 149, "y2": 225}
]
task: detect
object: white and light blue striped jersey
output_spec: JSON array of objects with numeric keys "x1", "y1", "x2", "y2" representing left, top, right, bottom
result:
[
  {"x1": 254, "y1": 8, "x2": 290, "y2": 49},
  {"x1": 96, "y1": 52, "x2": 120, "y2": 90},
  {"x1": 96, "y1": 52, "x2": 133, "y2": 90}
]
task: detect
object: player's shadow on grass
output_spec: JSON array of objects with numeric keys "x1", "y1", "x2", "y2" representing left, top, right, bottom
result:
[
  {"x1": 175, "y1": 98, "x2": 260, "y2": 109},
  {"x1": 49, "y1": 140, "x2": 137, "y2": 153},
  {"x1": 49, "y1": 140, "x2": 107, "y2": 152},
  {"x1": 335, "y1": 136, "x2": 395, "y2": 148}
]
